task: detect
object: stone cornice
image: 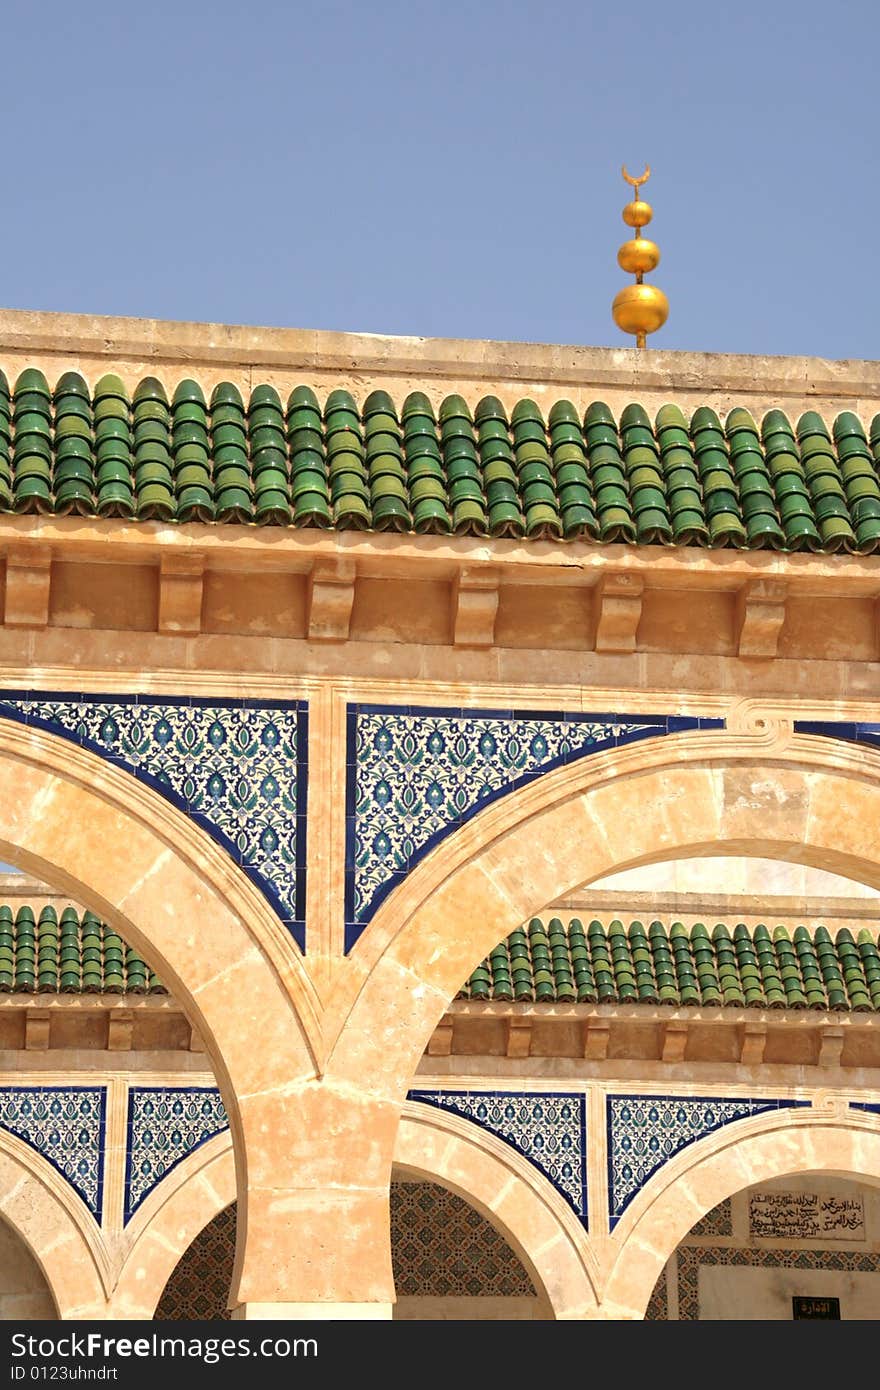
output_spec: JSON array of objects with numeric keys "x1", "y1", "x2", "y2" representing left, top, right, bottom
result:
[{"x1": 2, "y1": 306, "x2": 880, "y2": 410}]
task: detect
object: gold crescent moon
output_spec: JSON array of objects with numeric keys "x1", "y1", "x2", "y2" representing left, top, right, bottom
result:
[{"x1": 622, "y1": 163, "x2": 651, "y2": 191}]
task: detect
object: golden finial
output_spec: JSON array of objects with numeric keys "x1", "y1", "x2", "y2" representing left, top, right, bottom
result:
[{"x1": 612, "y1": 164, "x2": 669, "y2": 350}]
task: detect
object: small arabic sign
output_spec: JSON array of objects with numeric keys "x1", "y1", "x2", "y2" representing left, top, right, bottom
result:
[
  {"x1": 792, "y1": 1295, "x2": 840, "y2": 1319},
  {"x1": 750, "y1": 1190, "x2": 865, "y2": 1241}
]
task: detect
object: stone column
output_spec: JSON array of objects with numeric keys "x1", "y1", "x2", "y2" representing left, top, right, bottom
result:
[{"x1": 228, "y1": 1079, "x2": 401, "y2": 1318}]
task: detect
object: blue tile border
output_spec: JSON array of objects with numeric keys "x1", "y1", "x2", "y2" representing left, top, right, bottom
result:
[
  {"x1": 345, "y1": 704, "x2": 723, "y2": 950},
  {"x1": 124, "y1": 1085, "x2": 228, "y2": 1224},
  {"x1": 0, "y1": 692, "x2": 309, "y2": 951},
  {"x1": 409, "y1": 1088, "x2": 588, "y2": 1228},
  {"x1": 795, "y1": 720, "x2": 880, "y2": 749},
  {"x1": 606, "y1": 1093, "x2": 810, "y2": 1228},
  {"x1": 0, "y1": 1085, "x2": 106, "y2": 1221}
]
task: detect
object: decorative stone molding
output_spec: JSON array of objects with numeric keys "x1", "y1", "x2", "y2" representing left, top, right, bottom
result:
[
  {"x1": 817, "y1": 1027, "x2": 846, "y2": 1069},
  {"x1": 583, "y1": 1020, "x2": 611, "y2": 1061},
  {"x1": 725, "y1": 700, "x2": 793, "y2": 745},
  {"x1": 661, "y1": 1022, "x2": 689, "y2": 1064},
  {"x1": 504, "y1": 1016, "x2": 533, "y2": 1059},
  {"x1": 24, "y1": 1011, "x2": 51, "y2": 1050},
  {"x1": 426, "y1": 1002, "x2": 880, "y2": 1070},
  {"x1": 425, "y1": 1016, "x2": 454, "y2": 1057},
  {"x1": 739, "y1": 1022, "x2": 768, "y2": 1065}
]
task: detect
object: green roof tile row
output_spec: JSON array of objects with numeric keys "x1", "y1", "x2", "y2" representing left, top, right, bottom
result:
[
  {"x1": 460, "y1": 918, "x2": 880, "y2": 1011},
  {"x1": 3, "y1": 369, "x2": 880, "y2": 550},
  {"x1": 0, "y1": 905, "x2": 165, "y2": 994}
]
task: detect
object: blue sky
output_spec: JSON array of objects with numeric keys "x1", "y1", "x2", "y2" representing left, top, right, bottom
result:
[{"x1": 0, "y1": 0, "x2": 876, "y2": 359}]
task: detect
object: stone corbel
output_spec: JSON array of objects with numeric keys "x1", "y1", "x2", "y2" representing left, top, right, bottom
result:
[
  {"x1": 307, "y1": 557, "x2": 356, "y2": 642},
  {"x1": 426, "y1": 1015, "x2": 454, "y2": 1057},
  {"x1": 594, "y1": 574, "x2": 643, "y2": 653},
  {"x1": 107, "y1": 1010, "x2": 134, "y2": 1051},
  {"x1": 158, "y1": 553, "x2": 205, "y2": 635},
  {"x1": 504, "y1": 1015, "x2": 532, "y2": 1058},
  {"x1": 583, "y1": 1018, "x2": 610, "y2": 1060},
  {"x1": 739, "y1": 1021, "x2": 767, "y2": 1064},
  {"x1": 817, "y1": 1025, "x2": 845, "y2": 1069},
  {"x1": 4, "y1": 546, "x2": 51, "y2": 628},
  {"x1": 661, "y1": 1020, "x2": 689, "y2": 1063},
  {"x1": 24, "y1": 1010, "x2": 51, "y2": 1050},
  {"x1": 734, "y1": 579, "x2": 788, "y2": 657},
  {"x1": 451, "y1": 567, "x2": 500, "y2": 647}
]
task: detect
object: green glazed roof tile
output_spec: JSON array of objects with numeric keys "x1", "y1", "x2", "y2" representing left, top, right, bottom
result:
[
  {"x1": 3, "y1": 374, "x2": 880, "y2": 552},
  {"x1": 0, "y1": 904, "x2": 166, "y2": 995},
  {"x1": 457, "y1": 917, "x2": 880, "y2": 1013}
]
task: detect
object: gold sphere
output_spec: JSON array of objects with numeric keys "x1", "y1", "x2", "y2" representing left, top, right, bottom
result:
[
  {"x1": 612, "y1": 283, "x2": 670, "y2": 337},
  {"x1": 617, "y1": 238, "x2": 660, "y2": 274},
  {"x1": 622, "y1": 199, "x2": 653, "y2": 228}
]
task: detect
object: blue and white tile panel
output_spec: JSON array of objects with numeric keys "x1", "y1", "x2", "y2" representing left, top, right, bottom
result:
[
  {"x1": 124, "y1": 1086, "x2": 228, "y2": 1224},
  {"x1": 346, "y1": 705, "x2": 722, "y2": 950},
  {"x1": 606, "y1": 1094, "x2": 810, "y2": 1227},
  {"x1": 0, "y1": 1086, "x2": 105, "y2": 1220},
  {"x1": 409, "y1": 1088, "x2": 588, "y2": 1228},
  {"x1": 0, "y1": 693, "x2": 309, "y2": 949}
]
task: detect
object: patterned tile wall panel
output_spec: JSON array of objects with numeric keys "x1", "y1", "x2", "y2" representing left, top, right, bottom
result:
[
  {"x1": 677, "y1": 1245, "x2": 880, "y2": 1320},
  {"x1": 154, "y1": 1202, "x2": 235, "y2": 1321},
  {"x1": 392, "y1": 1181, "x2": 535, "y2": 1297},
  {"x1": 409, "y1": 1088, "x2": 587, "y2": 1227},
  {"x1": 125, "y1": 1086, "x2": 228, "y2": 1224},
  {"x1": 690, "y1": 1198, "x2": 734, "y2": 1238},
  {"x1": 0, "y1": 1086, "x2": 105, "y2": 1221},
  {"x1": 607, "y1": 1095, "x2": 809, "y2": 1227},
  {"x1": 644, "y1": 1265, "x2": 669, "y2": 1320},
  {"x1": 0, "y1": 693, "x2": 308, "y2": 948},
  {"x1": 346, "y1": 704, "x2": 721, "y2": 949}
]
